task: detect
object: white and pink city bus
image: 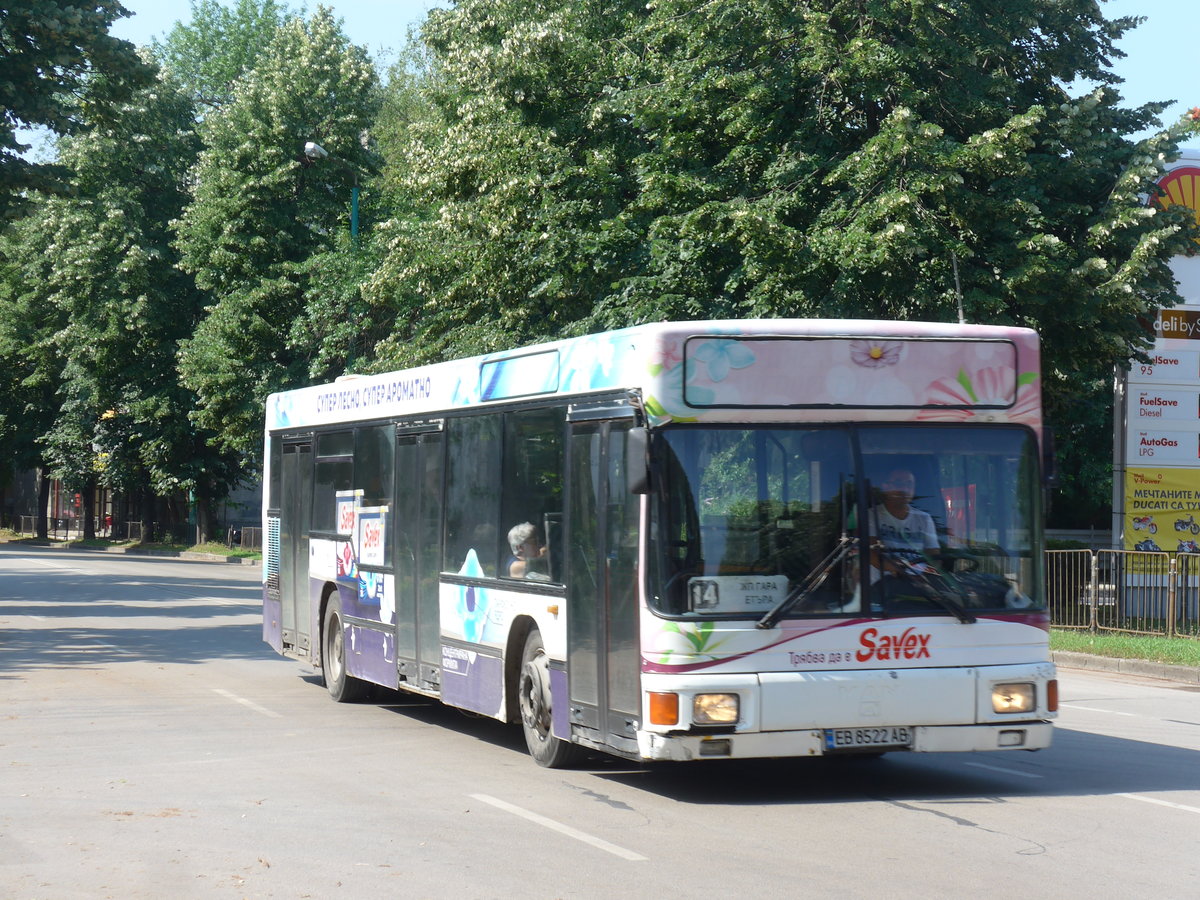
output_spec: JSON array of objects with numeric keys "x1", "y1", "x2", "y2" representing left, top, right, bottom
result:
[{"x1": 262, "y1": 319, "x2": 1057, "y2": 766}]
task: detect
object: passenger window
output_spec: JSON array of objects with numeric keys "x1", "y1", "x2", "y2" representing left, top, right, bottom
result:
[
  {"x1": 501, "y1": 407, "x2": 565, "y2": 583},
  {"x1": 312, "y1": 431, "x2": 353, "y2": 533},
  {"x1": 443, "y1": 416, "x2": 502, "y2": 576},
  {"x1": 355, "y1": 425, "x2": 393, "y2": 509}
]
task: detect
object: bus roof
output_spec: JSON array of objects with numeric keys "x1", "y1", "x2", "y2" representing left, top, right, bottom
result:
[{"x1": 265, "y1": 318, "x2": 1041, "y2": 432}]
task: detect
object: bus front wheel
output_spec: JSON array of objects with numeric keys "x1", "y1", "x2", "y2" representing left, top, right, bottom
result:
[
  {"x1": 322, "y1": 595, "x2": 368, "y2": 703},
  {"x1": 518, "y1": 630, "x2": 581, "y2": 768}
]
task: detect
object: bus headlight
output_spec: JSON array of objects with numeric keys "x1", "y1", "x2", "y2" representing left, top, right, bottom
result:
[
  {"x1": 693, "y1": 693, "x2": 739, "y2": 725},
  {"x1": 992, "y1": 683, "x2": 1035, "y2": 714}
]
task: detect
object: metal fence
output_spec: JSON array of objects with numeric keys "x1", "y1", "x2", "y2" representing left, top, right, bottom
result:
[
  {"x1": 5, "y1": 516, "x2": 260, "y2": 551},
  {"x1": 1047, "y1": 549, "x2": 1200, "y2": 640}
]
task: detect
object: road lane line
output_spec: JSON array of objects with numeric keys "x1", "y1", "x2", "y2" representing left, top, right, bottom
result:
[
  {"x1": 469, "y1": 793, "x2": 647, "y2": 861},
  {"x1": 1118, "y1": 793, "x2": 1200, "y2": 815},
  {"x1": 1060, "y1": 703, "x2": 1139, "y2": 717},
  {"x1": 212, "y1": 688, "x2": 283, "y2": 719},
  {"x1": 962, "y1": 761, "x2": 1043, "y2": 779}
]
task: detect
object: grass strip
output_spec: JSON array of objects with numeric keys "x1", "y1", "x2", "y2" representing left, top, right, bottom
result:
[{"x1": 1051, "y1": 628, "x2": 1200, "y2": 668}]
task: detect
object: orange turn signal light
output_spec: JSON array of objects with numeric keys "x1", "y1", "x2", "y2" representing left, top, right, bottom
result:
[
  {"x1": 1047, "y1": 679, "x2": 1058, "y2": 712},
  {"x1": 648, "y1": 692, "x2": 679, "y2": 726}
]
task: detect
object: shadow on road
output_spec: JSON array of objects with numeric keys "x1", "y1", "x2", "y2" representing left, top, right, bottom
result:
[
  {"x1": 359, "y1": 682, "x2": 1200, "y2": 807},
  {"x1": 0, "y1": 548, "x2": 271, "y2": 673}
]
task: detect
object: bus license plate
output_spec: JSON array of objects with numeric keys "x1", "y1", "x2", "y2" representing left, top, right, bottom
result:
[{"x1": 823, "y1": 726, "x2": 912, "y2": 751}]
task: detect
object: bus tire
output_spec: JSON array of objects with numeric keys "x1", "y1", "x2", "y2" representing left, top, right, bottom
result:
[
  {"x1": 518, "y1": 630, "x2": 581, "y2": 768},
  {"x1": 323, "y1": 594, "x2": 368, "y2": 703}
]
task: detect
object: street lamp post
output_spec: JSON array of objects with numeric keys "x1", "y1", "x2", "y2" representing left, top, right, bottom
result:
[{"x1": 304, "y1": 140, "x2": 359, "y2": 243}]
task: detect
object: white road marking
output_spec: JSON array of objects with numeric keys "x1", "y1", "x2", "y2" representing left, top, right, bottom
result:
[
  {"x1": 962, "y1": 761, "x2": 1043, "y2": 779},
  {"x1": 1060, "y1": 703, "x2": 1139, "y2": 717},
  {"x1": 469, "y1": 793, "x2": 647, "y2": 861},
  {"x1": 16, "y1": 557, "x2": 72, "y2": 569},
  {"x1": 212, "y1": 688, "x2": 283, "y2": 719},
  {"x1": 1118, "y1": 793, "x2": 1200, "y2": 815}
]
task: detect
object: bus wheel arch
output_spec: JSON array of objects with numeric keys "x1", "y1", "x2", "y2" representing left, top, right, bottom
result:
[
  {"x1": 504, "y1": 616, "x2": 536, "y2": 724},
  {"x1": 321, "y1": 584, "x2": 368, "y2": 703},
  {"x1": 517, "y1": 627, "x2": 582, "y2": 768}
]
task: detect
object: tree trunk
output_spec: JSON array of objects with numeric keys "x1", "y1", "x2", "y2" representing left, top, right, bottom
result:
[
  {"x1": 36, "y1": 467, "x2": 50, "y2": 540},
  {"x1": 194, "y1": 485, "x2": 218, "y2": 545},
  {"x1": 111, "y1": 491, "x2": 127, "y2": 541},
  {"x1": 82, "y1": 476, "x2": 96, "y2": 541},
  {"x1": 138, "y1": 486, "x2": 153, "y2": 544}
]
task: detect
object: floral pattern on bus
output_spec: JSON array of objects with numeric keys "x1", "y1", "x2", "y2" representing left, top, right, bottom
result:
[
  {"x1": 453, "y1": 549, "x2": 490, "y2": 643},
  {"x1": 645, "y1": 336, "x2": 753, "y2": 422},
  {"x1": 916, "y1": 367, "x2": 1040, "y2": 422},
  {"x1": 651, "y1": 619, "x2": 729, "y2": 664}
]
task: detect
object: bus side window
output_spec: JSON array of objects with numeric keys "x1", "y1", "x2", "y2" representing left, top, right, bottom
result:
[
  {"x1": 355, "y1": 425, "x2": 393, "y2": 510},
  {"x1": 501, "y1": 406, "x2": 565, "y2": 584},
  {"x1": 313, "y1": 431, "x2": 354, "y2": 532},
  {"x1": 443, "y1": 416, "x2": 502, "y2": 577},
  {"x1": 354, "y1": 424, "x2": 394, "y2": 566}
]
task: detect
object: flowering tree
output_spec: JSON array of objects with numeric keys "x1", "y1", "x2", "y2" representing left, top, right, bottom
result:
[
  {"x1": 0, "y1": 0, "x2": 153, "y2": 222},
  {"x1": 176, "y1": 7, "x2": 379, "y2": 459},
  {"x1": 370, "y1": 0, "x2": 1200, "y2": 523}
]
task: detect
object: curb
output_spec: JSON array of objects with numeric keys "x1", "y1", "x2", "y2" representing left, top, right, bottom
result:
[
  {"x1": 1052, "y1": 650, "x2": 1200, "y2": 685},
  {"x1": 128, "y1": 549, "x2": 260, "y2": 567}
]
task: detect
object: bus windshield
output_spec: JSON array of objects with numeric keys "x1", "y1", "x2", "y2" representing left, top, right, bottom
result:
[{"x1": 650, "y1": 424, "x2": 1043, "y2": 619}]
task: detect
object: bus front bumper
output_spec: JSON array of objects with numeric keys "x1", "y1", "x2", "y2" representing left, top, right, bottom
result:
[{"x1": 636, "y1": 721, "x2": 1054, "y2": 762}]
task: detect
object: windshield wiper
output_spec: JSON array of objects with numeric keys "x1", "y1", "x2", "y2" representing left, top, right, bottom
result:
[
  {"x1": 891, "y1": 559, "x2": 977, "y2": 624},
  {"x1": 758, "y1": 536, "x2": 856, "y2": 630}
]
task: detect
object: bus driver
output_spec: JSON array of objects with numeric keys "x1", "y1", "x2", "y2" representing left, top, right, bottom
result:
[{"x1": 869, "y1": 467, "x2": 940, "y2": 579}]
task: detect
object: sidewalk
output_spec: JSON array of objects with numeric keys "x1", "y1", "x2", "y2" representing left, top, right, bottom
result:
[
  {"x1": 0, "y1": 535, "x2": 260, "y2": 566},
  {"x1": 1053, "y1": 650, "x2": 1200, "y2": 685}
]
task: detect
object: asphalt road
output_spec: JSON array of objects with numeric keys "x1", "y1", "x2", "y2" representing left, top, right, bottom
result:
[{"x1": 2, "y1": 544, "x2": 1199, "y2": 899}]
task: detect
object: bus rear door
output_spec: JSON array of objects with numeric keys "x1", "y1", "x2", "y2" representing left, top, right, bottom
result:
[
  {"x1": 394, "y1": 425, "x2": 445, "y2": 693},
  {"x1": 279, "y1": 438, "x2": 313, "y2": 656}
]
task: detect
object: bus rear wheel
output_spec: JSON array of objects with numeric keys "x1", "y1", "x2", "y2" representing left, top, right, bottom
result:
[
  {"x1": 323, "y1": 596, "x2": 368, "y2": 703},
  {"x1": 518, "y1": 630, "x2": 581, "y2": 768}
]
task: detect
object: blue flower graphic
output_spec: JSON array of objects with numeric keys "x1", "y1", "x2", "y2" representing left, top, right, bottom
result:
[
  {"x1": 690, "y1": 339, "x2": 756, "y2": 382},
  {"x1": 455, "y1": 549, "x2": 488, "y2": 641}
]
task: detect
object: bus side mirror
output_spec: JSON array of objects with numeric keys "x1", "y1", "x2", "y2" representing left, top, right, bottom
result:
[
  {"x1": 627, "y1": 427, "x2": 650, "y2": 494},
  {"x1": 1042, "y1": 426, "x2": 1059, "y2": 489}
]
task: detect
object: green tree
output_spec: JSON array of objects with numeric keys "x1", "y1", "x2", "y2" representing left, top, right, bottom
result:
[
  {"x1": 4, "y1": 65, "x2": 252, "y2": 542},
  {"x1": 176, "y1": 6, "x2": 379, "y2": 459},
  {"x1": 371, "y1": 0, "x2": 1200, "y2": 524},
  {"x1": 152, "y1": 0, "x2": 293, "y2": 109},
  {"x1": 0, "y1": 0, "x2": 153, "y2": 221},
  {"x1": 0, "y1": 64, "x2": 248, "y2": 542},
  {"x1": 0, "y1": 213, "x2": 66, "y2": 537},
  {"x1": 367, "y1": 0, "x2": 647, "y2": 369}
]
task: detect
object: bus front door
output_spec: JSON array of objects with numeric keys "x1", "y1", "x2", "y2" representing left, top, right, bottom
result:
[
  {"x1": 394, "y1": 428, "x2": 445, "y2": 693},
  {"x1": 567, "y1": 419, "x2": 641, "y2": 757}
]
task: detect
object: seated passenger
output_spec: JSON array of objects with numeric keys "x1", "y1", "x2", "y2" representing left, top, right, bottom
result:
[{"x1": 506, "y1": 522, "x2": 550, "y2": 581}]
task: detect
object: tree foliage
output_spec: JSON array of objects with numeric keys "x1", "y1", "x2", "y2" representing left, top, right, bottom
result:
[
  {"x1": 367, "y1": 0, "x2": 1200, "y2": 525},
  {"x1": 368, "y1": 0, "x2": 648, "y2": 367},
  {"x1": 0, "y1": 0, "x2": 153, "y2": 221},
  {"x1": 0, "y1": 63, "x2": 244, "y2": 535},
  {"x1": 5, "y1": 0, "x2": 1198, "y2": 529},
  {"x1": 152, "y1": 0, "x2": 293, "y2": 109},
  {"x1": 176, "y1": 6, "x2": 379, "y2": 459}
]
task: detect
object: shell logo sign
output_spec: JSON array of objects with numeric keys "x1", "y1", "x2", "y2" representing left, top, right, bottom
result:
[{"x1": 1154, "y1": 167, "x2": 1200, "y2": 234}]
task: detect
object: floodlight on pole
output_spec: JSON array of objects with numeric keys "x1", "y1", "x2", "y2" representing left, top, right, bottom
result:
[{"x1": 302, "y1": 141, "x2": 359, "y2": 242}]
